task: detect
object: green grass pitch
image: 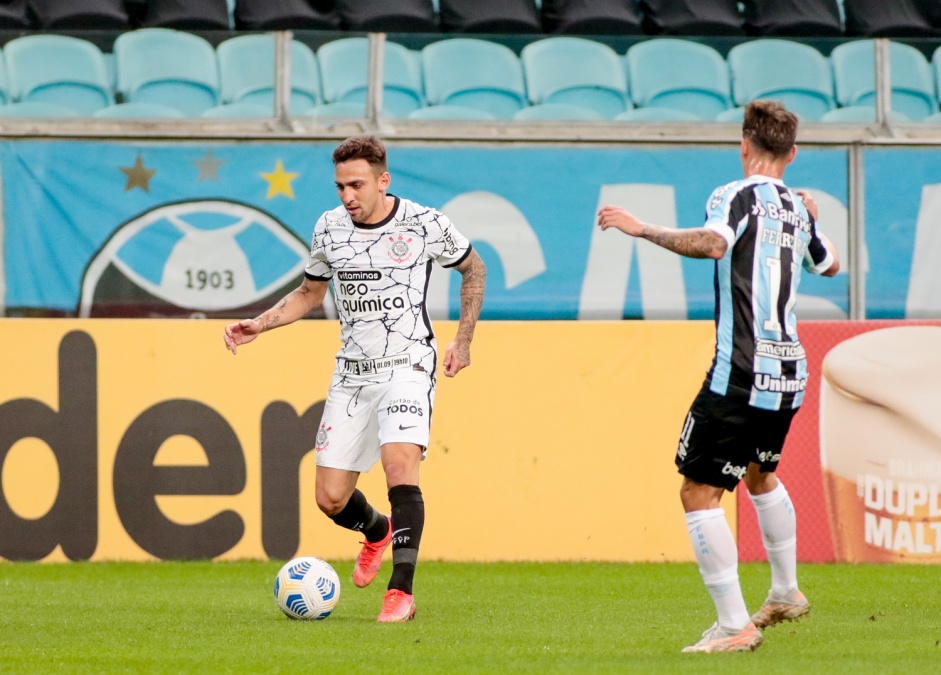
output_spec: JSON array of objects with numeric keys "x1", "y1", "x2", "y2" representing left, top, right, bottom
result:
[{"x1": 0, "y1": 560, "x2": 938, "y2": 673}]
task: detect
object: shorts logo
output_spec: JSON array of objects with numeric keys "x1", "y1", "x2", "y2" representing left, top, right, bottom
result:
[
  {"x1": 388, "y1": 234, "x2": 413, "y2": 264},
  {"x1": 386, "y1": 398, "x2": 424, "y2": 417},
  {"x1": 721, "y1": 462, "x2": 746, "y2": 480},
  {"x1": 315, "y1": 423, "x2": 332, "y2": 452}
]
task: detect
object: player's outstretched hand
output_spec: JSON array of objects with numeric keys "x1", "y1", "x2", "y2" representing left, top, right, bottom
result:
[
  {"x1": 796, "y1": 189, "x2": 819, "y2": 221},
  {"x1": 597, "y1": 205, "x2": 647, "y2": 237},
  {"x1": 223, "y1": 319, "x2": 262, "y2": 355},
  {"x1": 443, "y1": 340, "x2": 470, "y2": 378}
]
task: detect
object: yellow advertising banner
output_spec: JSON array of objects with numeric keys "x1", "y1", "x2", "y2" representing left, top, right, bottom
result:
[{"x1": 0, "y1": 319, "x2": 722, "y2": 562}]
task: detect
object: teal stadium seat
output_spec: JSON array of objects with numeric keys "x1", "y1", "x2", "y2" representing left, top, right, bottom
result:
[
  {"x1": 4, "y1": 35, "x2": 112, "y2": 114},
  {"x1": 318, "y1": 38, "x2": 423, "y2": 118},
  {"x1": 616, "y1": 107, "x2": 701, "y2": 121},
  {"x1": 819, "y1": 106, "x2": 911, "y2": 123},
  {"x1": 0, "y1": 50, "x2": 9, "y2": 105},
  {"x1": 514, "y1": 103, "x2": 604, "y2": 120},
  {"x1": 94, "y1": 102, "x2": 185, "y2": 118},
  {"x1": 0, "y1": 101, "x2": 80, "y2": 117},
  {"x1": 306, "y1": 101, "x2": 367, "y2": 118},
  {"x1": 520, "y1": 37, "x2": 629, "y2": 119},
  {"x1": 202, "y1": 102, "x2": 274, "y2": 118},
  {"x1": 931, "y1": 47, "x2": 941, "y2": 118},
  {"x1": 218, "y1": 35, "x2": 321, "y2": 116},
  {"x1": 421, "y1": 39, "x2": 527, "y2": 119},
  {"x1": 715, "y1": 106, "x2": 746, "y2": 122},
  {"x1": 114, "y1": 29, "x2": 220, "y2": 117},
  {"x1": 925, "y1": 112, "x2": 941, "y2": 123},
  {"x1": 831, "y1": 40, "x2": 937, "y2": 122},
  {"x1": 408, "y1": 105, "x2": 496, "y2": 120},
  {"x1": 626, "y1": 39, "x2": 732, "y2": 120},
  {"x1": 727, "y1": 40, "x2": 835, "y2": 122}
]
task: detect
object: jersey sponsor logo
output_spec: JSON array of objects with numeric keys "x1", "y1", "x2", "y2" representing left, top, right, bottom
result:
[
  {"x1": 759, "y1": 201, "x2": 811, "y2": 233},
  {"x1": 336, "y1": 270, "x2": 382, "y2": 282},
  {"x1": 722, "y1": 462, "x2": 747, "y2": 480},
  {"x1": 754, "y1": 374, "x2": 808, "y2": 392},
  {"x1": 757, "y1": 450, "x2": 782, "y2": 463},
  {"x1": 442, "y1": 229, "x2": 460, "y2": 256},
  {"x1": 755, "y1": 339, "x2": 806, "y2": 361},
  {"x1": 709, "y1": 182, "x2": 736, "y2": 209},
  {"x1": 334, "y1": 268, "x2": 407, "y2": 315}
]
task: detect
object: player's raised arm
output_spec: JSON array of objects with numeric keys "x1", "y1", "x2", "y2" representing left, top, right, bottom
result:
[
  {"x1": 223, "y1": 277, "x2": 329, "y2": 355},
  {"x1": 596, "y1": 205, "x2": 728, "y2": 260},
  {"x1": 443, "y1": 249, "x2": 486, "y2": 378}
]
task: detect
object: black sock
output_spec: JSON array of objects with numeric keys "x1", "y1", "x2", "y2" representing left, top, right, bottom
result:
[
  {"x1": 329, "y1": 489, "x2": 389, "y2": 543},
  {"x1": 387, "y1": 484, "x2": 424, "y2": 595}
]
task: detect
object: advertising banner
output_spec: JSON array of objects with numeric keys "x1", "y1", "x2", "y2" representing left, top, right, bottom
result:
[
  {"x1": 737, "y1": 320, "x2": 941, "y2": 563},
  {"x1": 0, "y1": 319, "x2": 716, "y2": 563},
  {"x1": 0, "y1": 141, "x2": 849, "y2": 320}
]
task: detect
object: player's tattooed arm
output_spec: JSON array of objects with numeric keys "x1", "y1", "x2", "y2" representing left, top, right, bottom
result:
[
  {"x1": 444, "y1": 249, "x2": 486, "y2": 377},
  {"x1": 597, "y1": 205, "x2": 728, "y2": 260},
  {"x1": 224, "y1": 278, "x2": 328, "y2": 355}
]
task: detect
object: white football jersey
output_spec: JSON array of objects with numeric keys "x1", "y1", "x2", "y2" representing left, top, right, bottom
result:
[{"x1": 305, "y1": 195, "x2": 472, "y2": 381}]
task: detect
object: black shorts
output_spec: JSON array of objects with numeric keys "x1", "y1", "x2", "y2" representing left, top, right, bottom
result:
[{"x1": 675, "y1": 385, "x2": 798, "y2": 491}]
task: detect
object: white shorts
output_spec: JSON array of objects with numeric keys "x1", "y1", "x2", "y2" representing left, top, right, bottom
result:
[{"x1": 314, "y1": 370, "x2": 435, "y2": 473}]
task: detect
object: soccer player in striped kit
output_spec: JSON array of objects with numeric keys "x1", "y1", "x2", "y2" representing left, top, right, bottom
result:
[
  {"x1": 225, "y1": 136, "x2": 486, "y2": 622},
  {"x1": 597, "y1": 101, "x2": 840, "y2": 653}
]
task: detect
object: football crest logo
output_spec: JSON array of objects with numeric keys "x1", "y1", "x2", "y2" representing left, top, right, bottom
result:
[{"x1": 388, "y1": 233, "x2": 413, "y2": 264}]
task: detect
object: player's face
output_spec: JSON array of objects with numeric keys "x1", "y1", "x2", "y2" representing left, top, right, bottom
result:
[{"x1": 335, "y1": 159, "x2": 391, "y2": 224}]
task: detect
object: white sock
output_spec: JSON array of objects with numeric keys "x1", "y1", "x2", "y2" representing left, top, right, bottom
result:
[
  {"x1": 749, "y1": 481, "x2": 798, "y2": 598},
  {"x1": 686, "y1": 508, "x2": 751, "y2": 631}
]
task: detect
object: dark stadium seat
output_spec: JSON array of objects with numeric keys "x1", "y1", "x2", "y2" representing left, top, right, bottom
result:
[
  {"x1": 0, "y1": 0, "x2": 33, "y2": 29},
  {"x1": 439, "y1": 0, "x2": 542, "y2": 34},
  {"x1": 336, "y1": 0, "x2": 438, "y2": 32},
  {"x1": 843, "y1": 0, "x2": 937, "y2": 37},
  {"x1": 741, "y1": 0, "x2": 842, "y2": 37},
  {"x1": 234, "y1": 0, "x2": 338, "y2": 30},
  {"x1": 142, "y1": 0, "x2": 230, "y2": 30},
  {"x1": 541, "y1": 0, "x2": 644, "y2": 35},
  {"x1": 638, "y1": 0, "x2": 744, "y2": 35},
  {"x1": 28, "y1": 0, "x2": 129, "y2": 29}
]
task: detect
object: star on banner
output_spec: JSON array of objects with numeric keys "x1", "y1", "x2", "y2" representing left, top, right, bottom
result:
[
  {"x1": 260, "y1": 159, "x2": 299, "y2": 199},
  {"x1": 193, "y1": 150, "x2": 224, "y2": 182},
  {"x1": 120, "y1": 154, "x2": 156, "y2": 193}
]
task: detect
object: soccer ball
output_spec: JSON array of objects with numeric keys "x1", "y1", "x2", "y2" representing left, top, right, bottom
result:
[{"x1": 274, "y1": 557, "x2": 341, "y2": 620}]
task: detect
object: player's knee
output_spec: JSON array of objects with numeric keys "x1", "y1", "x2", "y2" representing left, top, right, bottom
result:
[{"x1": 315, "y1": 490, "x2": 347, "y2": 517}]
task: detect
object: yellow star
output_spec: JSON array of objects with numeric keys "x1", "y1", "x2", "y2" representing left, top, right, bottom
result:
[
  {"x1": 120, "y1": 154, "x2": 156, "y2": 193},
  {"x1": 260, "y1": 159, "x2": 299, "y2": 199}
]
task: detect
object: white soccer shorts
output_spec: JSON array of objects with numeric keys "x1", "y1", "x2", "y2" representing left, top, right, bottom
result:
[{"x1": 314, "y1": 371, "x2": 434, "y2": 473}]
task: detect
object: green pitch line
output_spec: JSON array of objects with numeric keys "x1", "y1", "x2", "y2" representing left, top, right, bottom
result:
[{"x1": 0, "y1": 561, "x2": 938, "y2": 673}]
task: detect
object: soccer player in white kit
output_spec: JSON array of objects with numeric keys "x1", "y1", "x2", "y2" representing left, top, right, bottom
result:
[{"x1": 224, "y1": 136, "x2": 486, "y2": 622}]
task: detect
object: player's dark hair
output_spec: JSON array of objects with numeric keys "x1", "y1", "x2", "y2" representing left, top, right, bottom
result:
[
  {"x1": 332, "y1": 136, "x2": 388, "y2": 173},
  {"x1": 743, "y1": 101, "x2": 798, "y2": 159}
]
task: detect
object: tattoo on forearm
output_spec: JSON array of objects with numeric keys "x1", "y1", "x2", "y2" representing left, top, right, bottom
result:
[
  {"x1": 456, "y1": 255, "x2": 486, "y2": 344},
  {"x1": 645, "y1": 227, "x2": 726, "y2": 259}
]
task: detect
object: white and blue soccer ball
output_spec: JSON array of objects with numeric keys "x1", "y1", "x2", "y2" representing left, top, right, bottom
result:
[{"x1": 274, "y1": 557, "x2": 341, "y2": 620}]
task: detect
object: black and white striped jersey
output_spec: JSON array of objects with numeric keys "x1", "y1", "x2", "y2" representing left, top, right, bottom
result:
[{"x1": 702, "y1": 175, "x2": 835, "y2": 411}]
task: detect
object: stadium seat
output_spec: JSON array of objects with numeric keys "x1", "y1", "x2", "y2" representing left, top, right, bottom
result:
[
  {"x1": 94, "y1": 102, "x2": 185, "y2": 118},
  {"x1": 638, "y1": 0, "x2": 744, "y2": 35},
  {"x1": 715, "y1": 106, "x2": 745, "y2": 122},
  {"x1": 408, "y1": 105, "x2": 497, "y2": 120},
  {"x1": 521, "y1": 37, "x2": 630, "y2": 119},
  {"x1": 514, "y1": 103, "x2": 604, "y2": 120},
  {"x1": 728, "y1": 40, "x2": 835, "y2": 122},
  {"x1": 923, "y1": 112, "x2": 941, "y2": 123},
  {"x1": 234, "y1": 0, "x2": 338, "y2": 30},
  {"x1": 4, "y1": 35, "x2": 113, "y2": 115},
  {"x1": 202, "y1": 102, "x2": 273, "y2": 117},
  {"x1": 115, "y1": 29, "x2": 220, "y2": 117},
  {"x1": 843, "y1": 0, "x2": 937, "y2": 37},
  {"x1": 29, "y1": 0, "x2": 130, "y2": 29},
  {"x1": 616, "y1": 107, "x2": 701, "y2": 121},
  {"x1": 336, "y1": 0, "x2": 438, "y2": 32},
  {"x1": 421, "y1": 39, "x2": 527, "y2": 119},
  {"x1": 0, "y1": 101, "x2": 80, "y2": 117},
  {"x1": 626, "y1": 39, "x2": 732, "y2": 120},
  {"x1": 741, "y1": 0, "x2": 841, "y2": 36},
  {"x1": 439, "y1": 0, "x2": 541, "y2": 33},
  {"x1": 141, "y1": 0, "x2": 230, "y2": 29},
  {"x1": 318, "y1": 38, "x2": 423, "y2": 118},
  {"x1": 540, "y1": 0, "x2": 643, "y2": 35},
  {"x1": 831, "y1": 40, "x2": 937, "y2": 122},
  {"x1": 0, "y1": 0, "x2": 31, "y2": 29},
  {"x1": 218, "y1": 35, "x2": 321, "y2": 116},
  {"x1": 306, "y1": 102, "x2": 367, "y2": 118},
  {"x1": 820, "y1": 106, "x2": 911, "y2": 123}
]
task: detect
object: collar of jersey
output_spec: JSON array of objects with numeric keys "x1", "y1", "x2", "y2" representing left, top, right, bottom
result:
[{"x1": 351, "y1": 194, "x2": 400, "y2": 230}]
